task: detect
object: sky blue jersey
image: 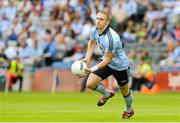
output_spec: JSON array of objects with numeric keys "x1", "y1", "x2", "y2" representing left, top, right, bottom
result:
[{"x1": 90, "y1": 26, "x2": 130, "y2": 71}]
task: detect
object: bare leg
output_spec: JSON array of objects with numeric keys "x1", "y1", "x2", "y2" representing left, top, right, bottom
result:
[{"x1": 86, "y1": 73, "x2": 110, "y2": 97}]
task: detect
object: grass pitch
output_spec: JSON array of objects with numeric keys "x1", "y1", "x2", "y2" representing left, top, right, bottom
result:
[{"x1": 0, "y1": 92, "x2": 180, "y2": 122}]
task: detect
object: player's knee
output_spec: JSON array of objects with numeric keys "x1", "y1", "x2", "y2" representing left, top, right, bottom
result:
[
  {"x1": 120, "y1": 89, "x2": 129, "y2": 96},
  {"x1": 86, "y1": 82, "x2": 94, "y2": 89},
  {"x1": 119, "y1": 83, "x2": 129, "y2": 96},
  {"x1": 86, "y1": 74, "x2": 101, "y2": 89}
]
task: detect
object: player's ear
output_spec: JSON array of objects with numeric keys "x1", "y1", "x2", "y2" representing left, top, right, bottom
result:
[{"x1": 106, "y1": 20, "x2": 110, "y2": 26}]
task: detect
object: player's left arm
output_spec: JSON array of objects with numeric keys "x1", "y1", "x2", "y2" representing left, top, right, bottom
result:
[
  {"x1": 86, "y1": 52, "x2": 113, "y2": 73},
  {"x1": 96, "y1": 52, "x2": 113, "y2": 68},
  {"x1": 83, "y1": 52, "x2": 112, "y2": 75}
]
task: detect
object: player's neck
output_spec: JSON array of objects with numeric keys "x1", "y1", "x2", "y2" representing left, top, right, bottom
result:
[{"x1": 98, "y1": 25, "x2": 108, "y2": 34}]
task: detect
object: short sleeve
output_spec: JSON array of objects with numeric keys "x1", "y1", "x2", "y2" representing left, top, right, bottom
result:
[{"x1": 104, "y1": 32, "x2": 117, "y2": 53}]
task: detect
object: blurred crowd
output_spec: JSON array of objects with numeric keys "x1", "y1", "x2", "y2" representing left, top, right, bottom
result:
[{"x1": 0, "y1": 0, "x2": 179, "y2": 72}]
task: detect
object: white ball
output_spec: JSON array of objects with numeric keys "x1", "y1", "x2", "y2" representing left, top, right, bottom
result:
[{"x1": 71, "y1": 60, "x2": 87, "y2": 76}]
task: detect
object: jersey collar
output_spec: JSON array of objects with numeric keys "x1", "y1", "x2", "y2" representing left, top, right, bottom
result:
[{"x1": 96, "y1": 26, "x2": 110, "y2": 36}]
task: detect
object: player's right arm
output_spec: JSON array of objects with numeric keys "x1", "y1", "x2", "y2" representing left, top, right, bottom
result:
[{"x1": 82, "y1": 40, "x2": 96, "y2": 65}]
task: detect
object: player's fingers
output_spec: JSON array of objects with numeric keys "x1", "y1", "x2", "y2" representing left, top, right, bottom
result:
[
  {"x1": 77, "y1": 74, "x2": 87, "y2": 78},
  {"x1": 81, "y1": 59, "x2": 89, "y2": 65},
  {"x1": 85, "y1": 68, "x2": 91, "y2": 73}
]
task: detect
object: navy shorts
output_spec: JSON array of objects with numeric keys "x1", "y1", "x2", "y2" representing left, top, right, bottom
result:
[{"x1": 93, "y1": 66, "x2": 130, "y2": 86}]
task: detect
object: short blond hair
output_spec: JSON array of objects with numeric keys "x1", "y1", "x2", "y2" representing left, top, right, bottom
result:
[{"x1": 98, "y1": 10, "x2": 111, "y2": 21}]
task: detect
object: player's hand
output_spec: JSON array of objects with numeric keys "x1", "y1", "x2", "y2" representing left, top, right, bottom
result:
[
  {"x1": 77, "y1": 74, "x2": 87, "y2": 78},
  {"x1": 77, "y1": 70, "x2": 90, "y2": 78},
  {"x1": 81, "y1": 58, "x2": 90, "y2": 66},
  {"x1": 77, "y1": 67, "x2": 91, "y2": 78},
  {"x1": 84, "y1": 67, "x2": 91, "y2": 73},
  {"x1": 84, "y1": 67, "x2": 91, "y2": 74}
]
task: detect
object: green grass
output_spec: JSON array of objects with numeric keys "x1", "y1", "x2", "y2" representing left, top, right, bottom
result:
[{"x1": 0, "y1": 92, "x2": 180, "y2": 122}]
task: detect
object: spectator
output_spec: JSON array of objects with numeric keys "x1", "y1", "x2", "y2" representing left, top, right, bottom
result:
[
  {"x1": 171, "y1": 39, "x2": 180, "y2": 65},
  {"x1": 130, "y1": 57, "x2": 154, "y2": 92},
  {"x1": 135, "y1": 0, "x2": 147, "y2": 22},
  {"x1": 31, "y1": 0, "x2": 44, "y2": 16},
  {"x1": 71, "y1": 12, "x2": 83, "y2": 36},
  {"x1": 65, "y1": 0, "x2": 75, "y2": 15},
  {"x1": 4, "y1": 43, "x2": 17, "y2": 60},
  {"x1": 0, "y1": 14, "x2": 10, "y2": 36},
  {"x1": 0, "y1": 0, "x2": 179, "y2": 80},
  {"x1": 160, "y1": 0, "x2": 175, "y2": 16},
  {"x1": 146, "y1": 20, "x2": 162, "y2": 44},
  {"x1": 18, "y1": 37, "x2": 32, "y2": 60},
  {"x1": 122, "y1": 20, "x2": 136, "y2": 42},
  {"x1": 17, "y1": 0, "x2": 32, "y2": 14},
  {"x1": 136, "y1": 23, "x2": 148, "y2": 43},
  {"x1": 80, "y1": 18, "x2": 94, "y2": 40},
  {"x1": 6, "y1": 57, "x2": 24, "y2": 91},
  {"x1": 74, "y1": 0, "x2": 87, "y2": 20},
  {"x1": 111, "y1": 0, "x2": 127, "y2": 34},
  {"x1": 4, "y1": 1, "x2": 16, "y2": 21},
  {"x1": 160, "y1": 41, "x2": 180, "y2": 67},
  {"x1": 42, "y1": 29, "x2": 56, "y2": 66},
  {"x1": 159, "y1": 40, "x2": 176, "y2": 66},
  {"x1": 174, "y1": 21, "x2": 180, "y2": 41},
  {"x1": 122, "y1": 0, "x2": 137, "y2": 19},
  {"x1": 84, "y1": 6, "x2": 94, "y2": 22},
  {"x1": 161, "y1": 27, "x2": 175, "y2": 44},
  {"x1": 55, "y1": 32, "x2": 67, "y2": 61},
  {"x1": 49, "y1": 4, "x2": 60, "y2": 21},
  {"x1": 26, "y1": 30, "x2": 43, "y2": 68},
  {"x1": 143, "y1": 3, "x2": 164, "y2": 29},
  {"x1": 6, "y1": 28, "x2": 18, "y2": 41}
]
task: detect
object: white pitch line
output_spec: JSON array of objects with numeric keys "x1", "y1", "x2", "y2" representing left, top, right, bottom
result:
[{"x1": 0, "y1": 122, "x2": 180, "y2": 123}]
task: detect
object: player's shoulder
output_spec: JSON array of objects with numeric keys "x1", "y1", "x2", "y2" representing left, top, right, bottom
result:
[
  {"x1": 90, "y1": 26, "x2": 97, "y2": 33},
  {"x1": 109, "y1": 27, "x2": 119, "y2": 36},
  {"x1": 109, "y1": 27, "x2": 120, "y2": 40}
]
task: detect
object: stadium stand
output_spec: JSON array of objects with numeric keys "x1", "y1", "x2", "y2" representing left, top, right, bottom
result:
[{"x1": 0, "y1": 0, "x2": 179, "y2": 92}]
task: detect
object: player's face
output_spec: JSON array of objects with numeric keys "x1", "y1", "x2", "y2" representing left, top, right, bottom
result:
[{"x1": 96, "y1": 13, "x2": 109, "y2": 30}]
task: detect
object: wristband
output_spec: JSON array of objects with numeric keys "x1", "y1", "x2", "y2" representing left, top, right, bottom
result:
[{"x1": 90, "y1": 66, "x2": 98, "y2": 72}]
